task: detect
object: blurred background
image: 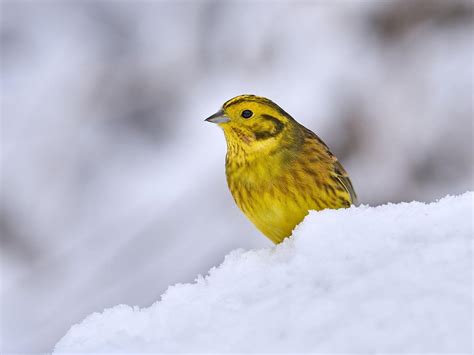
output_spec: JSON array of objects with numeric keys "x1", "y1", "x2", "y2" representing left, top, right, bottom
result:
[{"x1": 1, "y1": 0, "x2": 473, "y2": 352}]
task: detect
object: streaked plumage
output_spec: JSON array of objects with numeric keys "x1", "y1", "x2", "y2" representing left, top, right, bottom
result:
[{"x1": 206, "y1": 95, "x2": 357, "y2": 244}]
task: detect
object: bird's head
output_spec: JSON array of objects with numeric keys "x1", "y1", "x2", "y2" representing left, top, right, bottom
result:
[{"x1": 205, "y1": 95, "x2": 297, "y2": 153}]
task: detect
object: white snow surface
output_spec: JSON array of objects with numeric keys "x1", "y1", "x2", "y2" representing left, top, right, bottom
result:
[{"x1": 54, "y1": 192, "x2": 473, "y2": 353}]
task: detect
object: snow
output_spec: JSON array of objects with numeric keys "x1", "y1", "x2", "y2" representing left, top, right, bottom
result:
[{"x1": 54, "y1": 192, "x2": 473, "y2": 353}]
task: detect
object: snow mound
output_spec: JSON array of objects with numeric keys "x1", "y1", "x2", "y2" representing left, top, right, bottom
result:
[{"x1": 54, "y1": 193, "x2": 473, "y2": 353}]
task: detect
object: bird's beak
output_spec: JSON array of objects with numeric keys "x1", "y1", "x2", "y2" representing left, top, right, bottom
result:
[{"x1": 205, "y1": 109, "x2": 230, "y2": 124}]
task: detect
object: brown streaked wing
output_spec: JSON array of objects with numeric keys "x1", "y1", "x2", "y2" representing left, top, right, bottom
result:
[
  {"x1": 299, "y1": 123, "x2": 357, "y2": 205},
  {"x1": 333, "y1": 160, "x2": 358, "y2": 205}
]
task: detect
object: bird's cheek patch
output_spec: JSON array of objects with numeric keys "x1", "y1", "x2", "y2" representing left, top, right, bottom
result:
[
  {"x1": 254, "y1": 116, "x2": 285, "y2": 140},
  {"x1": 255, "y1": 130, "x2": 276, "y2": 140}
]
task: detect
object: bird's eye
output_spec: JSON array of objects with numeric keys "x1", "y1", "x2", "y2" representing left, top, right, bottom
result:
[{"x1": 241, "y1": 109, "x2": 253, "y2": 119}]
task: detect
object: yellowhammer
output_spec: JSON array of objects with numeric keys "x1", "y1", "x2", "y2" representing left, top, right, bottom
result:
[{"x1": 206, "y1": 95, "x2": 357, "y2": 244}]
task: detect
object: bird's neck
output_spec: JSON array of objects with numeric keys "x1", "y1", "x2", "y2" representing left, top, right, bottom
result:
[{"x1": 224, "y1": 129, "x2": 302, "y2": 185}]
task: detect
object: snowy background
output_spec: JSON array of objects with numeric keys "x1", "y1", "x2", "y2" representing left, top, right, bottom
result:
[{"x1": 1, "y1": 0, "x2": 473, "y2": 352}]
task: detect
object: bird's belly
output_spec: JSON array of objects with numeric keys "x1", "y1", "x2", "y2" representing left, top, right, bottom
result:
[{"x1": 235, "y1": 184, "x2": 310, "y2": 244}]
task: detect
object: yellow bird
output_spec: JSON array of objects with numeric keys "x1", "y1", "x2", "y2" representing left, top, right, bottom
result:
[{"x1": 206, "y1": 95, "x2": 357, "y2": 244}]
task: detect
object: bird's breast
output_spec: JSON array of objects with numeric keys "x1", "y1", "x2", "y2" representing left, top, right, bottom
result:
[{"x1": 225, "y1": 156, "x2": 310, "y2": 243}]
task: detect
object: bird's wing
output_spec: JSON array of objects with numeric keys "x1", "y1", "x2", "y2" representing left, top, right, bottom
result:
[
  {"x1": 333, "y1": 160, "x2": 358, "y2": 205},
  {"x1": 298, "y1": 123, "x2": 358, "y2": 205}
]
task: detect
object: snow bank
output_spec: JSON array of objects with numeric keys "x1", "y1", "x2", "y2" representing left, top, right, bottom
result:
[{"x1": 54, "y1": 193, "x2": 473, "y2": 353}]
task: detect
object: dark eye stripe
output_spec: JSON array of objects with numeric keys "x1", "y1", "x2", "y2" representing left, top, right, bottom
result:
[
  {"x1": 241, "y1": 110, "x2": 253, "y2": 119},
  {"x1": 254, "y1": 114, "x2": 285, "y2": 140}
]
